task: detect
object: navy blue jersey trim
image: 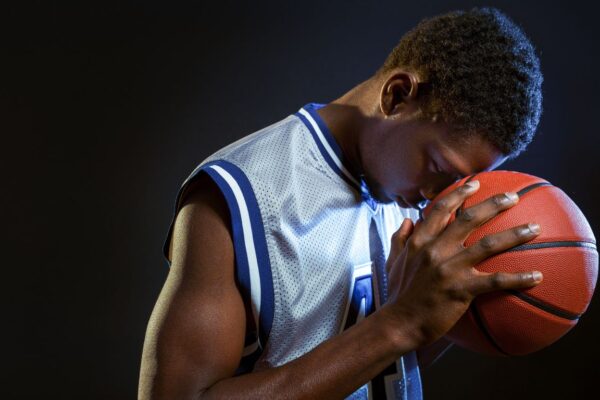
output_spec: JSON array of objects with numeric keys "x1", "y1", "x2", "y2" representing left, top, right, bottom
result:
[
  {"x1": 295, "y1": 103, "x2": 362, "y2": 192},
  {"x1": 302, "y1": 103, "x2": 344, "y2": 160},
  {"x1": 202, "y1": 160, "x2": 275, "y2": 350},
  {"x1": 202, "y1": 165, "x2": 253, "y2": 300},
  {"x1": 161, "y1": 159, "x2": 275, "y2": 373}
]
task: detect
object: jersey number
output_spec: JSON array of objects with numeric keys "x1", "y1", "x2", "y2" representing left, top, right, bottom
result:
[{"x1": 341, "y1": 262, "x2": 408, "y2": 400}]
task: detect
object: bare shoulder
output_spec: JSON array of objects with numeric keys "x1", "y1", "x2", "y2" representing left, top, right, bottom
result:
[{"x1": 167, "y1": 171, "x2": 233, "y2": 269}]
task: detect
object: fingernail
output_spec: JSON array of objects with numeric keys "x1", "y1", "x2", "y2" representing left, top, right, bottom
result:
[
  {"x1": 464, "y1": 180, "x2": 480, "y2": 191},
  {"x1": 532, "y1": 271, "x2": 543, "y2": 282},
  {"x1": 528, "y1": 223, "x2": 541, "y2": 234},
  {"x1": 504, "y1": 192, "x2": 519, "y2": 203}
]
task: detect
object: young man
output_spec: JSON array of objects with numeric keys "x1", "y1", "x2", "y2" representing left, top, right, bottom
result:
[{"x1": 139, "y1": 7, "x2": 544, "y2": 400}]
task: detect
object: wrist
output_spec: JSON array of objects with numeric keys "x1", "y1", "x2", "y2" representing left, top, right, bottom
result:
[{"x1": 374, "y1": 304, "x2": 424, "y2": 355}]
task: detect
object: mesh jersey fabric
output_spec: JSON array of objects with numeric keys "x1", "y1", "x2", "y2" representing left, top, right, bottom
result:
[{"x1": 162, "y1": 102, "x2": 422, "y2": 399}]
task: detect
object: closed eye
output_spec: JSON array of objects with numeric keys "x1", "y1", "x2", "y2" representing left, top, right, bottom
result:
[
  {"x1": 432, "y1": 160, "x2": 462, "y2": 182},
  {"x1": 430, "y1": 159, "x2": 443, "y2": 174}
]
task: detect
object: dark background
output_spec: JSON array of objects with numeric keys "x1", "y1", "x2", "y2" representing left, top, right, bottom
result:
[{"x1": 6, "y1": 0, "x2": 600, "y2": 398}]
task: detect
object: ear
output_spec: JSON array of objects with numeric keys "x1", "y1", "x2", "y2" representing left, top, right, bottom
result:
[{"x1": 379, "y1": 70, "x2": 421, "y2": 119}]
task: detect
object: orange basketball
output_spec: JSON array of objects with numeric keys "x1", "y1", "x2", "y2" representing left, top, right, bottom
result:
[{"x1": 423, "y1": 171, "x2": 598, "y2": 356}]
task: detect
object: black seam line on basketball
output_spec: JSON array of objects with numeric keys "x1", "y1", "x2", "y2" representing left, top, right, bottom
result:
[
  {"x1": 507, "y1": 241, "x2": 598, "y2": 252},
  {"x1": 504, "y1": 290, "x2": 581, "y2": 321},
  {"x1": 470, "y1": 302, "x2": 509, "y2": 356},
  {"x1": 516, "y1": 182, "x2": 552, "y2": 197}
]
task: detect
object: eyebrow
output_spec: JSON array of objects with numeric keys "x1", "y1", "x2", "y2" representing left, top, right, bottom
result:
[{"x1": 433, "y1": 150, "x2": 469, "y2": 178}]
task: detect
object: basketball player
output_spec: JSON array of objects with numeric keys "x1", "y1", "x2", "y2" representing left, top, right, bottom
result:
[{"x1": 139, "y1": 7, "x2": 544, "y2": 400}]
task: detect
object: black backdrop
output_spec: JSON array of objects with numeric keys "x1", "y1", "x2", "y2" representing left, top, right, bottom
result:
[{"x1": 6, "y1": 1, "x2": 600, "y2": 398}]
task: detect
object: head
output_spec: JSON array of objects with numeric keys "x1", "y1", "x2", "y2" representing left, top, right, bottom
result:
[{"x1": 359, "y1": 7, "x2": 543, "y2": 208}]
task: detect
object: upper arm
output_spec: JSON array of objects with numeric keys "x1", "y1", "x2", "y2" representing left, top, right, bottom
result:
[{"x1": 139, "y1": 172, "x2": 246, "y2": 399}]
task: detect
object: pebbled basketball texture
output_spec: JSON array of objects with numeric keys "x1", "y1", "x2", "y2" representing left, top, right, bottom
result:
[{"x1": 422, "y1": 170, "x2": 598, "y2": 356}]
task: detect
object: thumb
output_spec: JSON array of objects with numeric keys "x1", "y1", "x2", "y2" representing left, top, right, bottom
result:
[
  {"x1": 387, "y1": 218, "x2": 414, "y2": 273},
  {"x1": 394, "y1": 218, "x2": 414, "y2": 248}
]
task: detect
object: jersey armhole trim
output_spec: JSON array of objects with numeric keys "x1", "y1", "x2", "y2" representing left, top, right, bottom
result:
[{"x1": 161, "y1": 159, "x2": 275, "y2": 373}]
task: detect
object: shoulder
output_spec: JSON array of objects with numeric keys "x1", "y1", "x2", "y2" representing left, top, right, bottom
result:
[{"x1": 167, "y1": 171, "x2": 233, "y2": 266}]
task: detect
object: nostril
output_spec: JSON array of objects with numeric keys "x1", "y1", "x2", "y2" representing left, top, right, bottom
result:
[{"x1": 419, "y1": 188, "x2": 436, "y2": 202}]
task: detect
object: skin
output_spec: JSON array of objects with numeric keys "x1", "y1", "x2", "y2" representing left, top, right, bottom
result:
[
  {"x1": 138, "y1": 69, "x2": 543, "y2": 399},
  {"x1": 316, "y1": 69, "x2": 507, "y2": 208}
]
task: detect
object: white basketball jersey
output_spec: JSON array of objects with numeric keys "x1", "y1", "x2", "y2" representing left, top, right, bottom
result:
[{"x1": 162, "y1": 103, "x2": 423, "y2": 399}]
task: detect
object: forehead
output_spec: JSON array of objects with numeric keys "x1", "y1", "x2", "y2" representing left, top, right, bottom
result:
[{"x1": 430, "y1": 126, "x2": 507, "y2": 176}]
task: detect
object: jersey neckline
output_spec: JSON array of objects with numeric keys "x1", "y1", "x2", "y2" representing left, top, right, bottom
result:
[{"x1": 295, "y1": 102, "x2": 381, "y2": 213}]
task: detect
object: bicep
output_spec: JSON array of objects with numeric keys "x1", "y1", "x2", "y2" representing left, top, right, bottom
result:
[{"x1": 140, "y1": 174, "x2": 246, "y2": 399}]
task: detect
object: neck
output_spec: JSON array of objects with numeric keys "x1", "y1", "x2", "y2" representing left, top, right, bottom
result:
[{"x1": 315, "y1": 77, "x2": 380, "y2": 180}]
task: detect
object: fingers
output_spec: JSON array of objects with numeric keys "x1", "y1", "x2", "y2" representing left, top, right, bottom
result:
[
  {"x1": 440, "y1": 191, "x2": 520, "y2": 246},
  {"x1": 451, "y1": 222, "x2": 541, "y2": 267},
  {"x1": 448, "y1": 221, "x2": 543, "y2": 295},
  {"x1": 466, "y1": 270, "x2": 543, "y2": 296},
  {"x1": 415, "y1": 180, "x2": 480, "y2": 245}
]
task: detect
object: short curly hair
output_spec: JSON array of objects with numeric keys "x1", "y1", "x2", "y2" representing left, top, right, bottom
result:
[{"x1": 376, "y1": 7, "x2": 543, "y2": 157}]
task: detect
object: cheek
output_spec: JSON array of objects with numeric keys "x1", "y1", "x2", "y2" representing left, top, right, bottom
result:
[{"x1": 379, "y1": 144, "x2": 428, "y2": 192}]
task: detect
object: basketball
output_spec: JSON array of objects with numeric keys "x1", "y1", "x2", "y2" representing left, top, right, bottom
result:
[{"x1": 422, "y1": 171, "x2": 598, "y2": 356}]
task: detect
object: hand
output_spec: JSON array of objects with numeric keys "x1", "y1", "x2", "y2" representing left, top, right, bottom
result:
[{"x1": 382, "y1": 180, "x2": 543, "y2": 347}]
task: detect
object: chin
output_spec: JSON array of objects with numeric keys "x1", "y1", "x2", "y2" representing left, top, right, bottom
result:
[
  {"x1": 372, "y1": 189, "x2": 399, "y2": 205},
  {"x1": 362, "y1": 175, "x2": 401, "y2": 205},
  {"x1": 395, "y1": 196, "x2": 413, "y2": 208}
]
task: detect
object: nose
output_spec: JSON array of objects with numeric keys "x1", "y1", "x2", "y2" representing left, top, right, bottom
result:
[{"x1": 419, "y1": 187, "x2": 439, "y2": 202}]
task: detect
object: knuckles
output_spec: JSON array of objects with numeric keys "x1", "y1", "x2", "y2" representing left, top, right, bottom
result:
[
  {"x1": 511, "y1": 226, "x2": 525, "y2": 240},
  {"x1": 488, "y1": 273, "x2": 505, "y2": 290},
  {"x1": 478, "y1": 235, "x2": 496, "y2": 251},
  {"x1": 435, "y1": 262, "x2": 454, "y2": 282},
  {"x1": 445, "y1": 280, "x2": 471, "y2": 302},
  {"x1": 434, "y1": 264, "x2": 472, "y2": 302},
  {"x1": 420, "y1": 244, "x2": 440, "y2": 265},
  {"x1": 457, "y1": 209, "x2": 475, "y2": 223},
  {"x1": 432, "y1": 199, "x2": 450, "y2": 212},
  {"x1": 492, "y1": 194, "x2": 508, "y2": 207},
  {"x1": 406, "y1": 236, "x2": 425, "y2": 253}
]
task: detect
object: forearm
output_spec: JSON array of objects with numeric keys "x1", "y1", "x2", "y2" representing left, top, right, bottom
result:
[{"x1": 201, "y1": 306, "x2": 417, "y2": 400}]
